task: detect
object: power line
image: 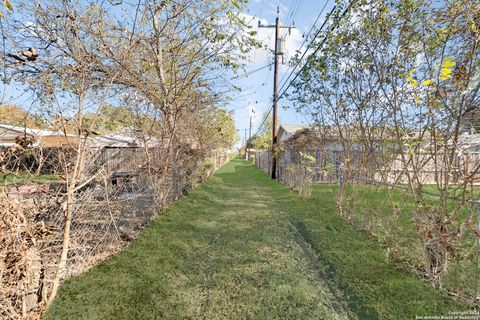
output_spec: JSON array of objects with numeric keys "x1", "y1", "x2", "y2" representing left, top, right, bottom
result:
[
  {"x1": 200, "y1": 62, "x2": 270, "y2": 83},
  {"x1": 283, "y1": 0, "x2": 298, "y2": 30},
  {"x1": 282, "y1": 0, "x2": 302, "y2": 39},
  {"x1": 278, "y1": 0, "x2": 357, "y2": 101},
  {"x1": 253, "y1": 102, "x2": 273, "y2": 137},
  {"x1": 298, "y1": 0, "x2": 329, "y2": 53},
  {"x1": 230, "y1": 88, "x2": 264, "y2": 100},
  {"x1": 254, "y1": 0, "x2": 356, "y2": 137},
  {"x1": 229, "y1": 63, "x2": 273, "y2": 81},
  {"x1": 229, "y1": 97, "x2": 271, "y2": 111},
  {"x1": 278, "y1": 0, "x2": 330, "y2": 87},
  {"x1": 278, "y1": 1, "x2": 337, "y2": 97},
  {"x1": 255, "y1": 0, "x2": 331, "y2": 137}
]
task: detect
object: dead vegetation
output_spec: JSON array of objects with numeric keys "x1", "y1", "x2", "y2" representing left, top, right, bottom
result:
[
  {"x1": 0, "y1": 0, "x2": 248, "y2": 318},
  {"x1": 0, "y1": 145, "x2": 231, "y2": 320}
]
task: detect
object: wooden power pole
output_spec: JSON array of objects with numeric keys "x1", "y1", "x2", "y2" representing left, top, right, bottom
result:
[
  {"x1": 247, "y1": 110, "x2": 255, "y2": 160},
  {"x1": 259, "y1": 7, "x2": 295, "y2": 179},
  {"x1": 243, "y1": 128, "x2": 248, "y2": 160}
]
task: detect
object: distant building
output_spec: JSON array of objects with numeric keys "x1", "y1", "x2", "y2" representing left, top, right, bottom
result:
[
  {"x1": 277, "y1": 124, "x2": 309, "y2": 143},
  {"x1": 87, "y1": 127, "x2": 163, "y2": 175},
  {"x1": 89, "y1": 126, "x2": 162, "y2": 149},
  {"x1": 87, "y1": 127, "x2": 203, "y2": 185},
  {"x1": 279, "y1": 125, "x2": 365, "y2": 182},
  {"x1": 0, "y1": 124, "x2": 79, "y2": 148},
  {"x1": 460, "y1": 107, "x2": 480, "y2": 134},
  {"x1": 260, "y1": 123, "x2": 480, "y2": 185}
]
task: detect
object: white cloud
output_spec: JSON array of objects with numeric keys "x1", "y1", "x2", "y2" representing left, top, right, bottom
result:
[
  {"x1": 265, "y1": 2, "x2": 288, "y2": 20},
  {"x1": 240, "y1": 13, "x2": 304, "y2": 68}
]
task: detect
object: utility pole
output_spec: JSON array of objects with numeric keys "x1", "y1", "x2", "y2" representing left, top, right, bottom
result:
[
  {"x1": 259, "y1": 7, "x2": 295, "y2": 179},
  {"x1": 247, "y1": 109, "x2": 255, "y2": 160},
  {"x1": 243, "y1": 128, "x2": 248, "y2": 160}
]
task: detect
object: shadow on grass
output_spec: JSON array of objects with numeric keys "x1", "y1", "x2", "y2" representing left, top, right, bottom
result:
[{"x1": 45, "y1": 159, "x2": 470, "y2": 320}]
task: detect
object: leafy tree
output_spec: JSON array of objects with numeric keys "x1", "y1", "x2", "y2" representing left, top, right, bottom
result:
[
  {"x1": 0, "y1": 0, "x2": 13, "y2": 18},
  {"x1": 194, "y1": 107, "x2": 238, "y2": 150},
  {"x1": 290, "y1": 0, "x2": 480, "y2": 284},
  {"x1": 2, "y1": 0, "x2": 260, "y2": 308},
  {"x1": 250, "y1": 112, "x2": 273, "y2": 150},
  {"x1": 81, "y1": 105, "x2": 137, "y2": 134},
  {"x1": 0, "y1": 105, "x2": 46, "y2": 128}
]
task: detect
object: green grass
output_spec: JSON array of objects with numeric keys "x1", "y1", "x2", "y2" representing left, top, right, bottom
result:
[
  {"x1": 335, "y1": 183, "x2": 479, "y2": 299},
  {"x1": 45, "y1": 159, "x2": 472, "y2": 319},
  {"x1": 0, "y1": 173, "x2": 59, "y2": 185}
]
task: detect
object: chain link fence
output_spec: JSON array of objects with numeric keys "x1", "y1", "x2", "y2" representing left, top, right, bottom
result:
[
  {"x1": 0, "y1": 146, "x2": 231, "y2": 319},
  {"x1": 255, "y1": 148, "x2": 480, "y2": 305}
]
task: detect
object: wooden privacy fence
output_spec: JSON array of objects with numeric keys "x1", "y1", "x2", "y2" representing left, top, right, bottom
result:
[
  {"x1": 255, "y1": 148, "x2": 480, "y2": 185},
  {"x1": 255, "y1": 150, "x2": 271, "y2": 175}
]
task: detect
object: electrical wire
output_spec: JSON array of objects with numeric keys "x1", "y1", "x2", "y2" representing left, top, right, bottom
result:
[
  {"x1": 253, "y1": 102, "x2": 273, "y2": 137},
  {"x1": 278, "y1": 0, "x2": 330, "y2": 86},
  {"x1": 277, "y1": 1, "x2": 337, "y2": 98},
  {"x1": 255, "y1": 0, "x2": 331, "y2": 137},
  {"x1": 229, "y1": 63, "x2": 274, "y2": 81},
  {"x1": 278, "y1": 0, "x2": 357, "y2": 101},
  {"x1": 281, "y1": 0, "x2": 302, "y2": 39},
  {"x1": 254, "y1": 0, "x2": 357, "y2": 137},
  {"x1": 252, "y1": 0, "x2": 299, "y2": 137}
]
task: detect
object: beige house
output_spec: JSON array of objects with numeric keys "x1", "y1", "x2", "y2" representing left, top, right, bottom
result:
[{"x1": 261, "y1": 124, "x2": 480, "y2": 185}]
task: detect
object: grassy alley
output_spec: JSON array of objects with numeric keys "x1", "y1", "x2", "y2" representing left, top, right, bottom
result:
[{"x1": 45, "y1": 159, "x2": 469, "y2": 319}]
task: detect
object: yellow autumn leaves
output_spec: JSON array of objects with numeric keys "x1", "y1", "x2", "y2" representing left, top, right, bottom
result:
[
  {"x1": 406, "y1": 75, "x2": 418, "y2": 88},
  {"x1": 405, "y1": 56, "x2": 456, "y2": 88},
  {"x1": 439, "y1": 57, "x2": 456, "y2": 80},
  {"x1": 0, "y1": 0, "x2": 13, "y2": 18},
  {"x1": 422, "y1": 79, "x2": 432, "y2": 86}
]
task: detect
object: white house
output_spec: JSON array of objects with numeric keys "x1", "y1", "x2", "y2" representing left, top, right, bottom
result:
[{"x1": 277, "y1": 124, "x2": 309, "y2": 143}]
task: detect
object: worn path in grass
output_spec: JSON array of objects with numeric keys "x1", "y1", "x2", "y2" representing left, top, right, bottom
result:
[{"x1": 46, "y1": 159, "x2": 468, "y2": 319}]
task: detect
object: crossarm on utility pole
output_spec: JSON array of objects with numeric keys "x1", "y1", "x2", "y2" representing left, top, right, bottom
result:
[{"x1": 258, "y1": 7, "x2": 295, "y2": 179}]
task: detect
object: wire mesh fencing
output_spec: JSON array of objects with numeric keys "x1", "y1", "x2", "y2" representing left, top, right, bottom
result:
[
  {"x1": 255, "y1": 148, "x2": 480, "y2": 305},
  {"x1": 0, "y1": 147, "x2": 232, "y2": 320}
]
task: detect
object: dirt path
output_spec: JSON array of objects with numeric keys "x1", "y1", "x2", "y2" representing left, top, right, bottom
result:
[{"x1": 45, "y1": 159, "x2": 355, "y2": 319}]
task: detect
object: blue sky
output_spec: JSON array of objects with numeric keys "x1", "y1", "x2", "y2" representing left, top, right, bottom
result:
[
  {"x1": 1, "y1": 0, "x2": 336, "y2": 140},
  {"x1": 228, "y1": 0, "x2": 335, "y2": 140}
]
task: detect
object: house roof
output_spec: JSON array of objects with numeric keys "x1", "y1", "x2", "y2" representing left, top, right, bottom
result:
[
  {"x1": 277, "y1": 124, "x2": 310, "y2": 143},
  {"x1": 283, "y1": 125, "x2": 433, "y2": 147},
  {"x1": 276, "y1": 122, "x2": 480, "y2": 153},
  {"x1": 90, "y1": 127, "x2": 162, "y2": 148},
  {"x1": 279, "y1": 124, "x2": 309, "y2": 135},
  {"x1": 453, "y1": 132, "x2": 480, "y2": 151},
  {"x1": 0, "y1": 124, "x2": 79, "y2": 147},
  {"x1": 0, "y1": 124, "x2": 74, "y2": 137}
]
